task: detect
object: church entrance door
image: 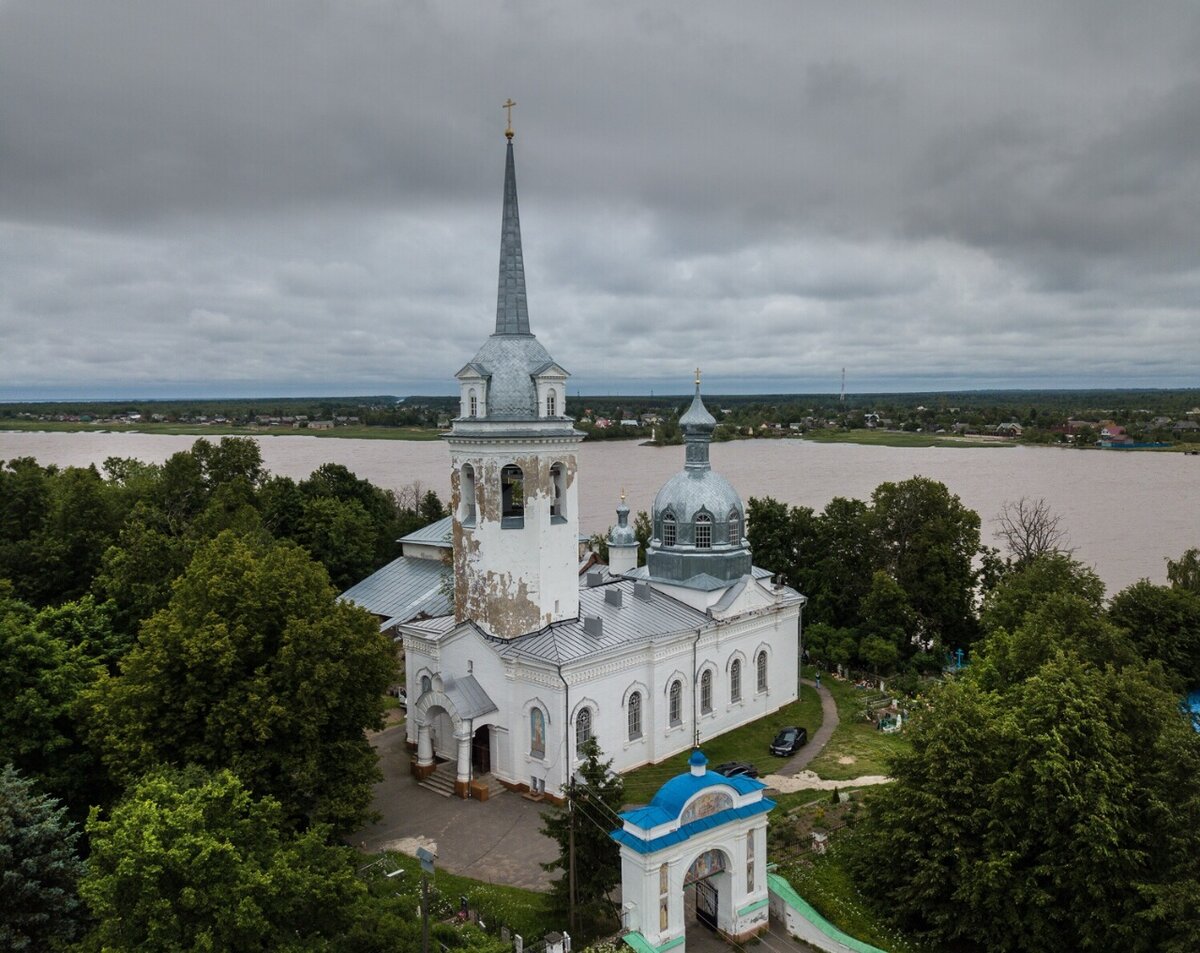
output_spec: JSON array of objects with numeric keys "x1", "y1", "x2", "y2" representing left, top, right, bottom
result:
[{"x1": 472, "y1": 724, "x2": 491, "y2": 775}]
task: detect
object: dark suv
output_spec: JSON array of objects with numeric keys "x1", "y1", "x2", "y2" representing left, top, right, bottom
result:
[
  {"x1": 769, "y1": 726, "x2": 808, "y2": 756},
  {"x1": 712, "y1": 760, "x2": 760, "y2": 779}
]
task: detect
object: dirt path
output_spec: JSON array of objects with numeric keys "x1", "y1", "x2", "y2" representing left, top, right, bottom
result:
[{"x1": 778, "y1": 678, "x2": 838, "y2": 776}]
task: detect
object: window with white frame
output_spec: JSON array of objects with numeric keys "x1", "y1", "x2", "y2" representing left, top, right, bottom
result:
[
  {"x1": 695, "y1": 513, "x2": 712, "y2": 549},
  {"x1": 575, "y1": 706, "x2": 592, "y2": 749},
  {"x1": 469, "y1": 388, "x2": 478, "y2": 417},
  {"x1": 662, "y1": 512, "x2": 676, "y2": 547},
  {"x1": 757, "y1": 650, "x2": 768, "y2": 692},
  {"x1": 546, "y1": 389, "x2": 557, "y2": 417},
  {"x1": 530, "y1": 707, "x2": 546, "y2": 759},
  {"x1": 700, "y1": 670, "x2": 713, "y2": 714},
  {"x1": 728, "y1": 509, "x2": 741, "y2": 544},
  {"x1": 669, "y1": 680, "x2": 682, "y2": 726},
  {"x1": 730, "y1": 658, "x2": 742, "y2": 702},
  {"x1": 628, "y1": 691, "x2": 643, "y2": 740}
]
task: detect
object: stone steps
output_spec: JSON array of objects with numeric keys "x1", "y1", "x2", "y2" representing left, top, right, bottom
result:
[{"x1": 418, "y1": 765, "x2": 508, "y2": 800}]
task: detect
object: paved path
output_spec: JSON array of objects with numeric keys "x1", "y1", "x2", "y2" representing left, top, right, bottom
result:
[
  {"x1": 778, "y1": 679, "x2": 838, "y2": 776},
  {"x1": 353, "y1": 720, "x2": 558, "y2": 890},
  {"x1": 353, "y1": 679, "x2": 840, "y2": 894}
]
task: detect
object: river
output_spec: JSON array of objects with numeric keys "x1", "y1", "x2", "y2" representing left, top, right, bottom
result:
[{"x1": 2, "y1": 431, "x2": 1197, "y2": 596}]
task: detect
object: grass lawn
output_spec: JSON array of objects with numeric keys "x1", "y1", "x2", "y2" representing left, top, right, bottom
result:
[
  {"x1": 361, "y1": 850, "x2": 556, "y2": 939},
  {"x1": 0, "y1": 419, "x2": 443, "y2": 440},
  {"x1": 805, "y1": 672, "x2": 910, "y2": 781},
  {"x1": 620, "y1": 687, "x2": 824, "y2": 806},
  {"x1": 800, "y1": 429, "x2": 1011, "y2": 449},
  {"x1": 778, "y1": 839, "x2": 938, "y2": 953}
]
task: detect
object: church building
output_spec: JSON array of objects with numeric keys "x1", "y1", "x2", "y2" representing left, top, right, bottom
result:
[{"x1": 356, "y1": 124, "x2": 805, "y2": 801}]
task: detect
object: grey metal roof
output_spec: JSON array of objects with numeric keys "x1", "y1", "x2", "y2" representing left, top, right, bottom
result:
[
  {"x1": 679, "y1": 381, "x2": 717, "y2": 430},
  {"x1": 495, "y1": 139, "x2": 530, "y2": 335},
  {"x1": 339, "y1": 556, "x2": 451, "y2": 626},
  {"x1": 442, "y1": 673, "x2": 498, "y2": 720},
  {"x1": 492, "y1": 579, "x2": 710, "y2": 665},
  {"x1": 398, "y1": 516, "x2": 453, "y2": 549},
  {"x1": 466, "y1": 333, "x2": 562, "y2": 419}
]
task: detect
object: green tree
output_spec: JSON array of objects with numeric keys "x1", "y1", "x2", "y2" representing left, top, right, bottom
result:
[
  {"x1": 541, "y1": 737, "x2": 624, "y2": 933},
  {"x1": 0, "y1": 765, "x2": 85, "y2": 952},
  {"x1": 848, "y1": 620, "x2": 1200, "y2": 952},
  {"x1": 296, "y1": 495, "x2": 377, "y2": 590},
  {"x1": 0, "y1": 601, "x2": 105, "y2": 816},
  {"x1": 81, "y1": 767, "x2": 365, "y2": 952},
  {"x1": 88, "y1": 531, "x2": 397, "y2": 831},
  {"x1": 980, "y1": 553, "x2": 1105, "y2": 635},
  {"x1": 1167, "y1": 547, "x2": 1200, "y2": 594},
  {"x1": 871, "y1": 477, "x2": 981, "y2": 648},
  {"x1": 1110, "y1": 580, "x2": 1200, "y2": 687},
  {"x1": 856, "y1": 570, "x2": 917, "y2": 670},
  {"x1": 808, "y1": 497, "x2": 877, "y2": 629}
]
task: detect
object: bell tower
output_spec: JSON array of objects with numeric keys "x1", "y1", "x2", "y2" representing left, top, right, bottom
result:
[{"x1": 446, "y1": 114, "x2": 583, "y2": 638}]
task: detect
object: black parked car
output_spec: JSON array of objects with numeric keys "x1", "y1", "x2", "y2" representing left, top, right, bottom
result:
[
  {"x1": 769, "y1": 726, "x2": 808, "y2": 756},
  {"x1": 712, "y1": 760, "x2": 760, "y2": 779}
]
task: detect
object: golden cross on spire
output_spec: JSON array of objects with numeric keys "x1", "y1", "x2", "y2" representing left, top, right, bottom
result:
[
  {"x1": 502, "y1": 98, "x2": 516, "y2": 139},
  {"x1": 621, "y1": 488, "x2": 627, "y2": 503},
  {"x1": 695, "y1": 367, "x2": 702, "y2": 387}
]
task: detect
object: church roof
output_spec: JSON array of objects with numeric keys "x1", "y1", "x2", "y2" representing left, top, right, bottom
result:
[
  {"x1": 495, "y1": 138, "x2": 529, "y2": 335},
  {"x1": 339, "y1": 555, "x2": 451, "y2": 628},
  {"x1": 441, "y1": 673, "x2": 497, "y2": 720},
  {"x1": 611, "y1": 750, "x2": 774, "y2": 853},
  {"x1": 450, "y1": 135, "x2": 573, "y2": 423},
  {"x1": 397, "y1": 516, "x2": 453, "y2": 549},
  {"x1": 492, "y1": 579, "x2": 708, "y2": 665}
]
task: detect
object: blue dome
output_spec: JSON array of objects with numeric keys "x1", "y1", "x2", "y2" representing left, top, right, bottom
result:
[{"x1": 688, "y1": 749, "x2": 708, "y2": 767}]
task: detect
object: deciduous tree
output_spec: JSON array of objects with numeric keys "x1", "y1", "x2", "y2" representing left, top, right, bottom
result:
[
  {"x1": 87, "y1": 531, "x2": 396, "y2": 831},
  {"x1": 81, "y1": 767, "x2": 364, "y2": 952}
]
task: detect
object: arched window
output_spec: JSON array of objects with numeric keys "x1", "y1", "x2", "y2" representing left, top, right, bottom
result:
[
  {"x1": 420, "y1": 674, "x2": 432, "y2": 695},
  {"x1": 575, "y1": 707, "x2": 592, "y2": 749},
  {"x1": 550, "y1": 463, "x2": 566, "y2": 521},
  {"x1": 460, "y1": 463, "x2": 476, "y2": 526},
  {"x1": 468, "y1": 388, "x2": 478, "y2": 418},
  {"x1": 501, "y1": 464, "x2": 524, "y2": 526},
  {"x1": 530, "y1": 708, "x2": 546, "y2": 759},
  {"x1": 546, "y1": 389, "x2": 557, "y2": 417},
  {"x1": 628, "y1": 691, "x2": 643, "y2": 740},
  {"x1": 728, "y1": 509, "x2": 741, "y2": 545},
  {"x1": 730, "y1": 658, "x2": 742, "y2": 703},
  {"x1": 662, "y1": 512, "x2": 677, "y2": 547},
  {"x1": 695, "y1": 513, "x2": 712, "y2": 549},
  {"x1": 669, "y1": 680, "x2": 682, "y2": 726},
  {"x1": 757, "y1": 650, "x2": 768, "y2": 692},
  {"x1": 700, "y1": 670, "x2": 713, "y2": 714}
]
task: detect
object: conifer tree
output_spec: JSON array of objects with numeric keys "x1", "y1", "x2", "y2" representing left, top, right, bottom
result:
[
  {"x1": 0, "y1": 765, "x2": 85, "y2": 952},
  {"x1": 540, "y1": 737, "x2": 625, "y2": 934}
]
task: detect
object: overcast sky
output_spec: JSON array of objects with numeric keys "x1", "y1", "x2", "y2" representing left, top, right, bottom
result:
[{"x1": 2, "y1": 1, "x2": 1199, "y2": 400}]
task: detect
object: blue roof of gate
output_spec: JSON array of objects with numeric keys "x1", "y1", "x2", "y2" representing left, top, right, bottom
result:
[
  {"x1": 615, "y1": 750, "x2": 770, "y2": 836},
  {"x1": 612, "y1": 800, "x2": 775, "y2": 855}
]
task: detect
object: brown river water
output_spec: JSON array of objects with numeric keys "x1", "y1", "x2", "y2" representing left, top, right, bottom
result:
[{"x1": 2, "y1": 431, "x2": 1197, "y2": 596}]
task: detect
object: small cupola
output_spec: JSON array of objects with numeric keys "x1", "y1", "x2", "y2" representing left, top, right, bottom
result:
[{"x1": 689, "y1": 749, "x2": 708, "y2": 777}]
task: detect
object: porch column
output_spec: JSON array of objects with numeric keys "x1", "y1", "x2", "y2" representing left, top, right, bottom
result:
[
  {"x1": 454, "y1": 727, "x2": 472, "y2": 799},
  {"x1": 413, "y1": 719, "x2": 435, "y2": 780}
]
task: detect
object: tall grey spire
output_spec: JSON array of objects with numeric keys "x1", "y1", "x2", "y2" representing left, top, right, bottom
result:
[{"x1": 494, "y1": 140, "x2": 530, "y2": 335}]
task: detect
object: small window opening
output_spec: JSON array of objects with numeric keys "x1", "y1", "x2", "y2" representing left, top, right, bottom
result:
[
  {"x1": 695, "y1": 513, "x2": 712, "y2": 549},
  {"x1": 546, "y1": 388, "x2": 557, "y2": 417},
  {"x1": 460, "y1": 463, "x2": 476, "y2": 526},
  {"x1": 501, "y1": 464, "x2": 524, "y2": 526},
  {"x1": 550, "y1": 463, "x2": 566, "y2": 522}
]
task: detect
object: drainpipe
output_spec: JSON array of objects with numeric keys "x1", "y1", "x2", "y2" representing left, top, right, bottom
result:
[
  {"x1": 797, "y1": 595, "x2": 808, "y2": 701},
  {"x1": 557, "y1": 662, "x2": 569, "y2": 794},
  {"x1": 691, "y1": 627, "x2": 702, "y2": 749}
]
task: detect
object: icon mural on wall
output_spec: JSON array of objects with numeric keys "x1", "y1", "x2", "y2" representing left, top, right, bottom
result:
[
  {"x1": 681, "y1": 791, "x2": 733, "y2": 825},
  {"x1": 684, "y1": 848, "x2": 727, "y2": 885}
]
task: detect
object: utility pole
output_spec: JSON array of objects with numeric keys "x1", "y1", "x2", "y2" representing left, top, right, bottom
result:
[{"x1": 568, "y1": 788, "x2": 578, "y2": 934}]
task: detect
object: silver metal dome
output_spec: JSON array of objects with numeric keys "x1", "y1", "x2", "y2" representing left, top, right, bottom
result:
[{"x1": 468, "y1": 333, "x2": 556, "y2": 420}]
